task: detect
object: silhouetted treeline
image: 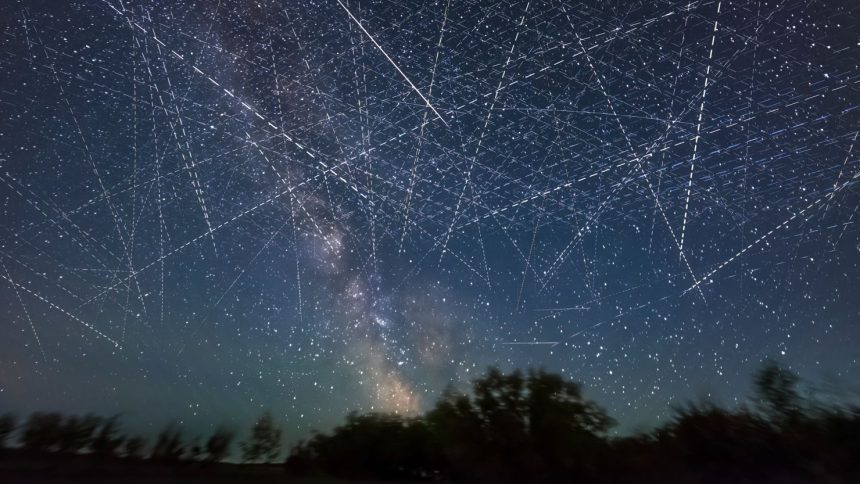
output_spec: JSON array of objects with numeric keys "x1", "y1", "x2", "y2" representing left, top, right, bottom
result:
[
  {"x1": 284, "y1": 362, "x2": 860, "y2": 483},
  {"x1": 0, "y1": 409, "x2": 275, "y2": 465},
  {"x1": 2, "y1": 362, "x2": 859, "y2": 483}
]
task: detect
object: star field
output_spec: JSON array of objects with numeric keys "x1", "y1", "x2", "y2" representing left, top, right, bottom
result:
[{"x1": 1, "y1": 0, "x2": 859, "y2": 438}]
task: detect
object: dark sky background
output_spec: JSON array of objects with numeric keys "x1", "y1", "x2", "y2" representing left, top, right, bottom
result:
[{"x1": 1, "y1": 0, "x2": 859, "y2": 442}]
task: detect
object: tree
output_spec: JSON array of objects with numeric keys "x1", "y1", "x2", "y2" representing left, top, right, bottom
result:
[
  {"x1": 20, "y1": 412, "x2": 63, "y2": 452},
  {"x1": 205, "y1": 426, "x2": 235, "y2": 462},
  {"x1": 56, "y1": 414, "x2": 101, "y2": 454},
  {"x1": 298, "y1": 412, "x2": 437, "y2": 479},
  {"x1": 91, "y1": 415, "x2": 125, "y2": 457},
  {"x1": 0, "y1": 413, "x2": 16, "y2": 449},
  {"x1": 284, "y1": 439, "x2": 316, "y2": 475},
  {"x1": 525, "y1": 368, "x2": 614, "y2": 477},
  {"x1": 150, "y1": 422, "x2": 184, "y2": 462},
  {"x1": 425, "y1": 384, "x2": 485, "y2": 478},
  {"x1": 473, "y1": 367, "x2": 529, "y2": 443},
  {"x1": 241, "y1": 411, "x2": 282, "y2": 463},
  {"x1": 424, "y1": 367, "x2": 614, "y2": 480},
  {"x1": 123, "y1": 436, "x2": 146, "y2": 459},
  {"x1": 754, "y1": 360, "x2": 802, "y2": 426},
  {"x1": 526, "y1": 368, "x2": 614, "y2": 437},
  {"x1": 187, "y1": 436, "x2": 202, "y2": 462},
  {"x1": 660, "y1": 402, "x2": 771, "y2": 474}
]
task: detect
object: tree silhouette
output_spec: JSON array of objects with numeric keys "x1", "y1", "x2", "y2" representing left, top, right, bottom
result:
[
  {"x1": 425, "y1": 384, "x2": 486, "y2": 478},
  {"x1": 294, "y1": 366, "x2": 615, "y2": 481},
  {"x1": 186, "y1": 436, "x2": 202, "y2": 461},
  {"x1": 754, "y1": 359, "x2": 802, "y2": 426},
  {"x1": 90, "y1": 415, "x2": 125, "y2": 457},
  {"x1": 296, "y1": 412, "x2": 437, "y2": 479},
  {"x1": 150, "y1": 422, "x2": 184, "y2": 462},
  {"x1": 241, "y1": 411, "x2": 282, "y2": 463},
  {"x1": 205, "y1": 426, "x2": 235, "y2": 462},
  {"x1": 123, "y1": 436, "x2": 146, "y2": 459},
  {"x1": 525, "y1": 368, "x2": 614, "y2": 478},
  {"x1": 56, "y1": 414, "x2": 101, "y2": 454},
  {"x1": 3, "y1": 362, "x2": 860, "y2": 483},
  {"x1": 472, "y1": 367, "x2": 529, "y2": 469},
  {"x1": 658, "y1": 402, "x2": 776, "y2": 480},
  {"x1": 20, "y1": 412, "x2": 63, "y2": 452},
  {"x1": 451, "y1": 367, "x2": 531, "y2": 478},
  {"x1": 0, "y1": 413, "x2": 16, "y2": 449},
  {"x1": 284, "y1": 439, "x2": 316, "y2": 475},
  {"x1": 526, "y1": 367, "x2": 614, "y2": 436}
]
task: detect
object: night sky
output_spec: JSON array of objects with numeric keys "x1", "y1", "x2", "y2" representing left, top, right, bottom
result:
[{"x1": 1, "y1": 0, "x2": 859, "y2": 442}]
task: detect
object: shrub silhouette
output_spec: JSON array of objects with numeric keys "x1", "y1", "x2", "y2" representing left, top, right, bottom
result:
[
  {"x1": 123, "y1": 436, "x2": 146, "y2": 459},
  {"x1": 150, "y1": 422, "x2": 184, "y2": 461},
  {"x1": 186, "y1": 436, "x2": 203, "y2": 461},
  {"x1": 241, "y1": 411, "x2": 282, "y2": 463},
  {"x1": 56, "y1": 414, "x2": 101, "y2": 454},
  {"x1": 20, "y1": 412, "x2": 63, "y2": 452},
  {"x1": 754, "y1": 359, "x2": 802, "y2": 426},
  {"x1": 90, "y1": 415, "x2": 125, "y2": 457},
  {"x1": 205, "y1": 426, "x2": 235, "y2": 462},
  {"x1": 284, "y1": 438, "x2": 316, "y2": 475},
  {"x1": 0, "y1": 413, "x2": 16, "y2": 449}
]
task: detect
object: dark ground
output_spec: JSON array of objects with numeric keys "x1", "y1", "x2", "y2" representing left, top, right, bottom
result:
[{"x1": 0, "y1": 452, "x2": 350, "y2": 484}]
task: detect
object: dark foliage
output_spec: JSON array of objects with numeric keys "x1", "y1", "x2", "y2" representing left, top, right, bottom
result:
[
  {"x1": 149, "y1": 422, "x2": 184, "y2": 462},
  {"x1": 20, "y1": 412, "x2": 63, "y2": 452},
  {"x1": 241, "y1": 411, "x2": 282, "y2": 463},
  {"x1": 754, "y1": 359, "x2": 802, "y2": 425},
  {"x1": 186, "y1": 436, "x2": 203, "y2": 461},
  {"x1": 287, "y1": 364, "x2": 860, "y2": 483},
  {"x1": 291, "y1": 366, "x2": 614, "y2": 482},
  {"x1": 0, "y1": 413, "x2": 16, "y2": 449},
  {"x1": 122, "y1": 436, "x2": 146, "y2": 459},
  {"x1": 90, "y1": 415, "x2": 125, "y2": 457},
  {"x1": 3, "y1": 362, "x2": 859, "y2": 483},
  {"x1": 57, "y1": 414, "x2": 101, "y2": 454},
  {"x1": 291, "y1": 412, "x2": 437, "y2": 480},
  {"x1": 205, "y1": 426, "x2": 235, "y2": 463}
]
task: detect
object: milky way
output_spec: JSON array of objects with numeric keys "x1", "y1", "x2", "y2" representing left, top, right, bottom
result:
[{"x1": 1, "y1": 0, "x2": 859, "y2": 438}]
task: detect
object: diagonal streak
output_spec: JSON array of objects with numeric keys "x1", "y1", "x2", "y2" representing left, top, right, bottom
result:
[{"x1": 335, "y1": 0, "x2": 449, "y2": 127}]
